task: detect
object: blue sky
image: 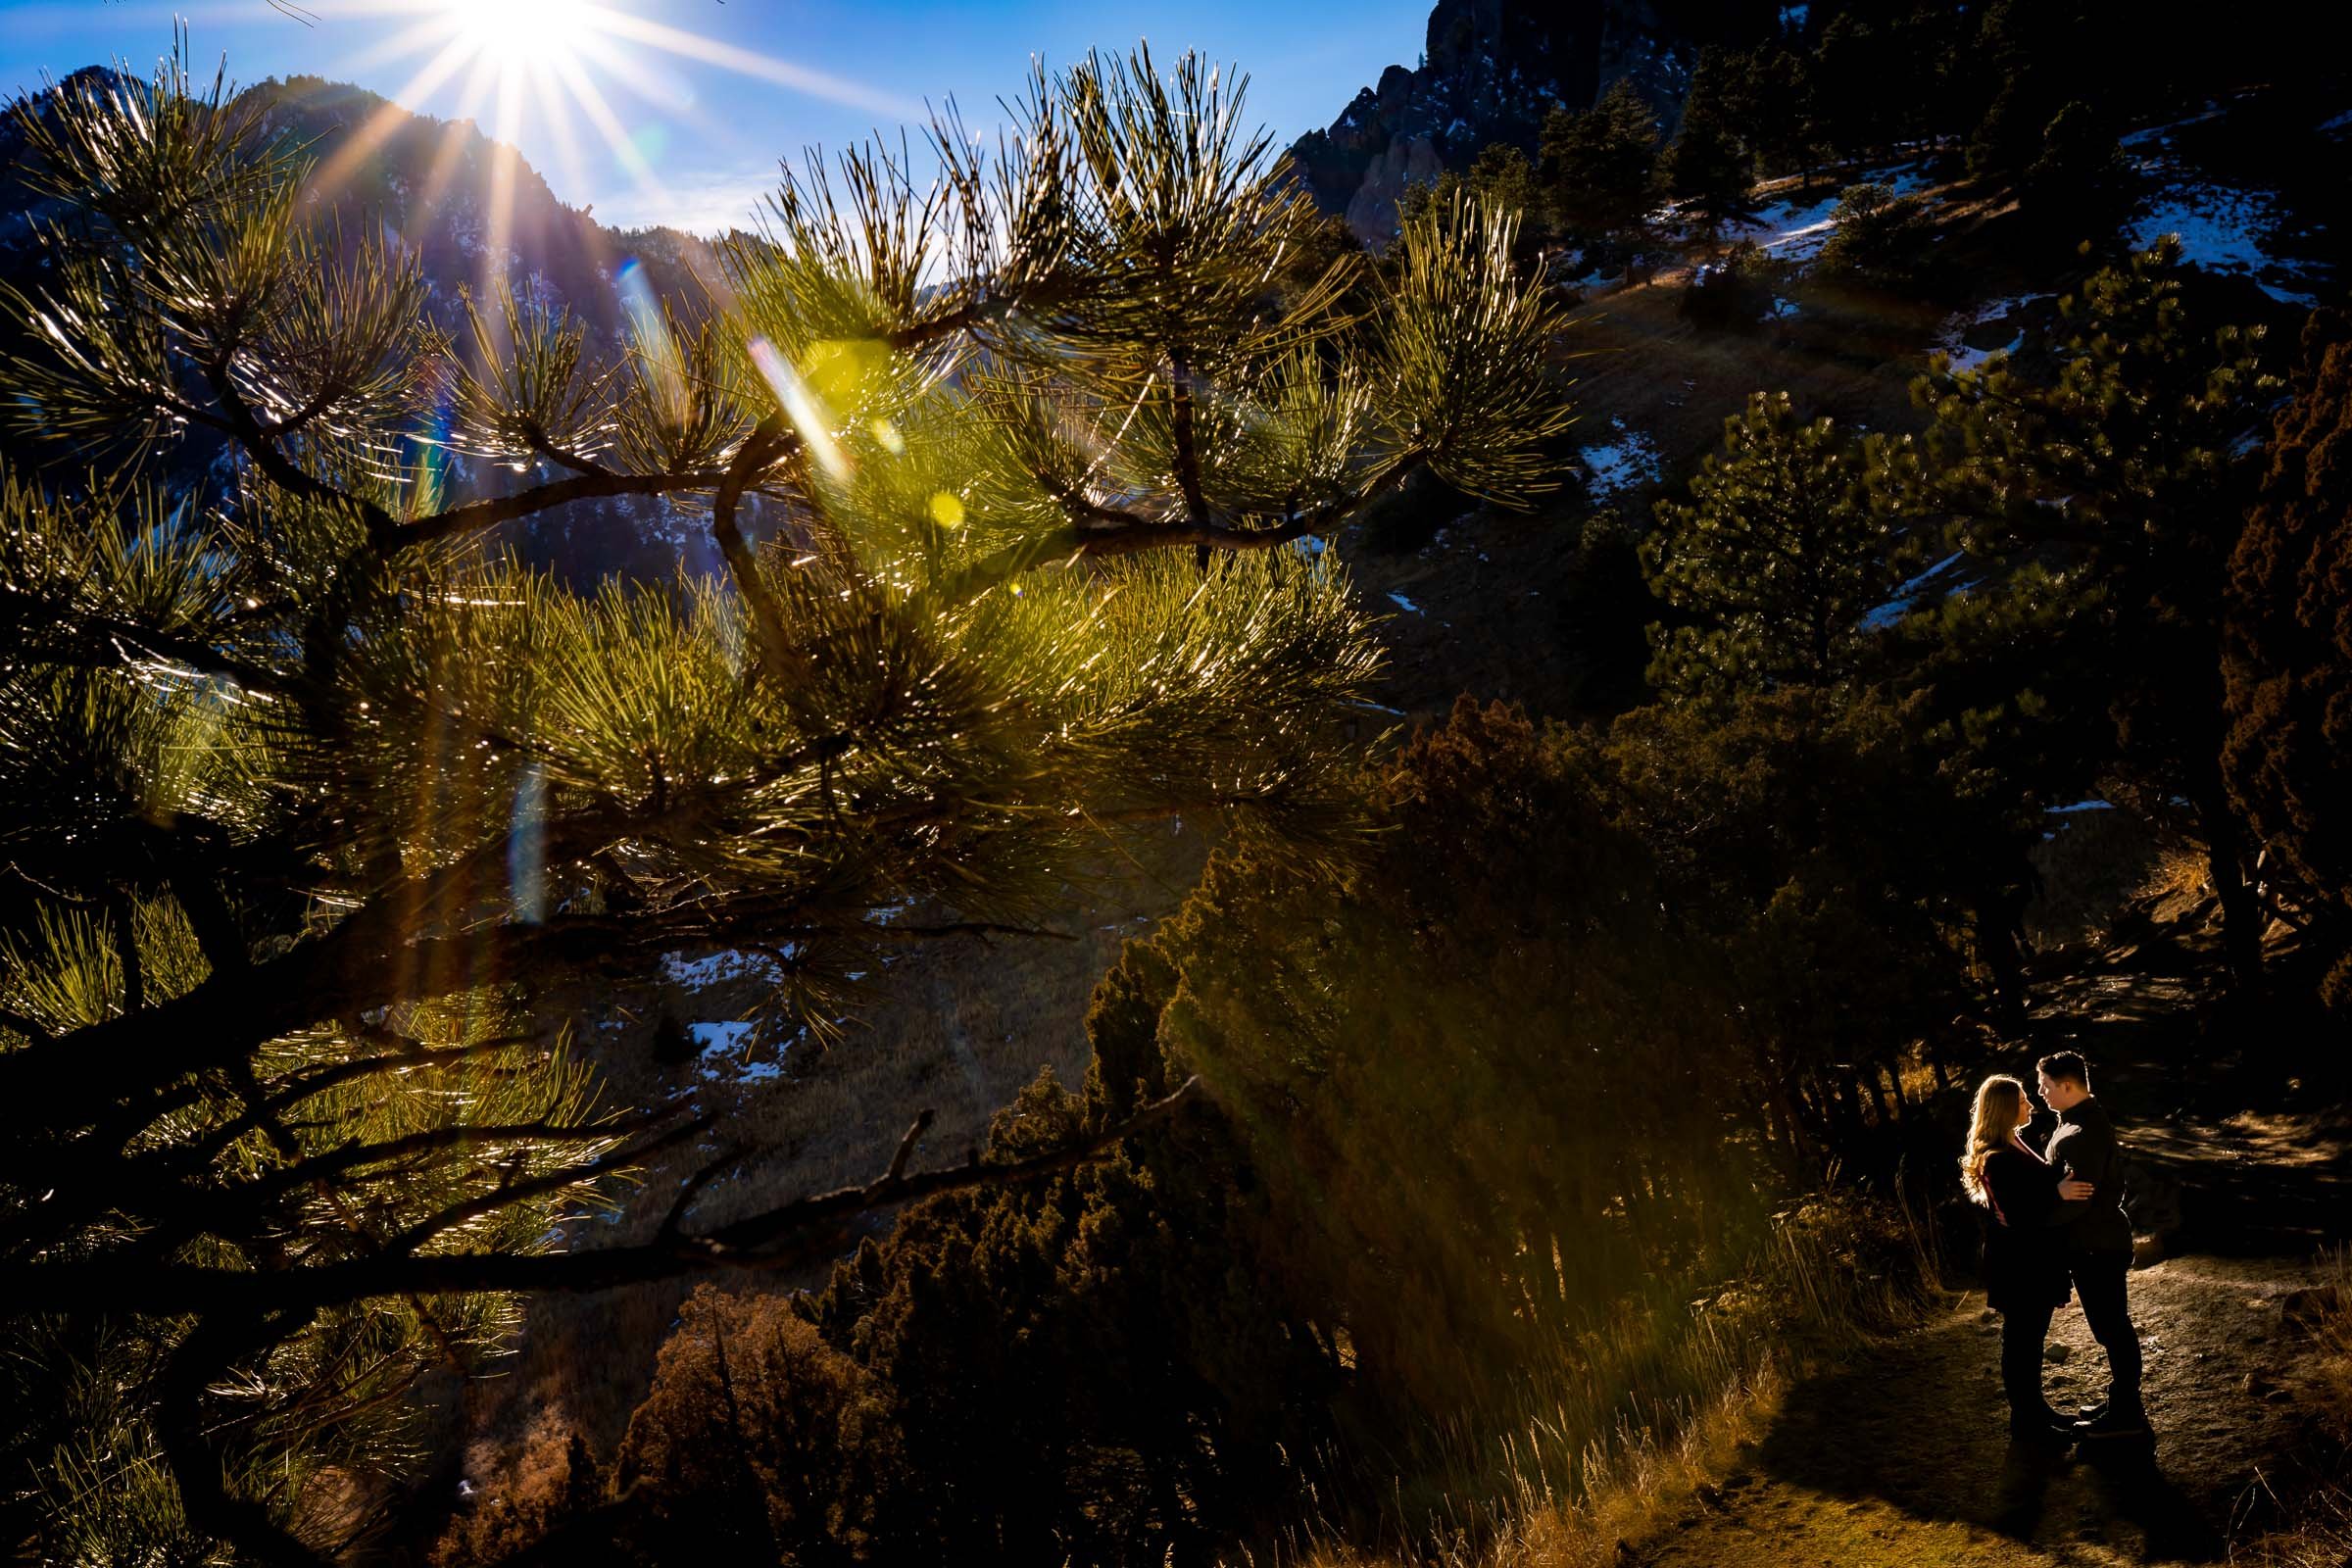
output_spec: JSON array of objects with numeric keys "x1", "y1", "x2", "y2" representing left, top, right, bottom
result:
[{"x1": 0, "y1": 1, "x2": 1431, "y2": 231}]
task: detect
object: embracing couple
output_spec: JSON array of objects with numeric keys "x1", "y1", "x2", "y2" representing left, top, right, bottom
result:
[{"x1": 1962, "y1": 1051, "x2": 2149, "y2": 1448}]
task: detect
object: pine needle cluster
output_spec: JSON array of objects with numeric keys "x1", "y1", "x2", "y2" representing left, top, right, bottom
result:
[{"x1": 0, "y1": 35, "x2": 1572, "y2": 1562}]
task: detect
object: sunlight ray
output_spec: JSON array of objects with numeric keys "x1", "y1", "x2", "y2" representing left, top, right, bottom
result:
[
  {"x1": 478, "y1": 56, "x2": 529, "y2": 314},
  {"x1": 573, "y1": 5, "x2": 924, "y2": 121},
  {"x1": 546, "y1": 49, "x2": 673, "y2": 209},
  {"x1": 324, "y1": 12, "x2": 458, "y2": 77},
  {"x1": 305, "y1": 33, "x2": 475, "y2": 206},
  {"x1": 529, "y1": 59, "x2": 595, "y2": 216},
  {"x1": 401, "y1": 114, "x2": 485, "y2": 253}
]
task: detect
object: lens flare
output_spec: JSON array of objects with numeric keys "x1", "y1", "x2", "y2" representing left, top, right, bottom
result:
[{"x1": 748, "y1": 337, "x2": 852, "y2": 483}]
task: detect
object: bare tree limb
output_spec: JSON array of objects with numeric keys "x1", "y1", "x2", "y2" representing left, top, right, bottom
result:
[{"x1": 886, "y1": 1108, "x2": 936, "y2": 1181}]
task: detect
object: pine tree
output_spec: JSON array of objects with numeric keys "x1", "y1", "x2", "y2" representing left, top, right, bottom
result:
[
  {"x1": 1813, "y1": 15, "x2": 1891, "y2": 165},
  {"x1": 1664, "y1": 51, "x2": 1755, "y2": 234},
  {"x1": 1642, "y1": 391, "x2": 1919, "y2": 701},
  {"x1": 0, "y1": 40, "x2": 1572, "y2": 1563},
  {"x1": 1537, "y1": 80, "x2": 1661, "y2": 248},
  {"x1": 1396, "y1": 142, "x2": 1545, "y2": 270},
  {"x1": 2224, "y1": 311, "x2": 2352, "y2": 1011},
  {"x1": 1737, "y1": 44, "x2": 1820, "y2": 189},
  {"x1": 1884, "y1": 238, "x2": 2278, "y2": 988},
  {"x1": 2020, "y1": 100, "x2": 2135, "y2": 245},
  {"x1": 1815, "y1": 180, "x2": 1939, "y2": 289}
]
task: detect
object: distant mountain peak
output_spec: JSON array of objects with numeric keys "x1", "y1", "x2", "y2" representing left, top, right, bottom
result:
[{"x1": 1288, "y1": 0, "x2": 1694, "y2": 242}]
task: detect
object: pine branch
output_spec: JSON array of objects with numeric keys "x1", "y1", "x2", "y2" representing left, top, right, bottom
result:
[
  {"x1": 8, "y1": 1076, "x2": 1202, "y2": 1314},
  {"x1": 706, "y1": 416, "x2": 804, "y2": 680}
]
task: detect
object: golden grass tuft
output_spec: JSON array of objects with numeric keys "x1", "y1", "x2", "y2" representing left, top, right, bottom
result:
[{"x1": 1240, "y1": 1197, "x2": 1937, "y2": 1568}]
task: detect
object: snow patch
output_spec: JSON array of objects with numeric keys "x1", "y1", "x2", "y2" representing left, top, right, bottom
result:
[
  {"x1": 2045, "y1": 800, "x2": 2116, "y2": 814},
  {"x1": 1581, "y1": 418, "x2": 1663, "y2": 498},
  {"x1": 1707, "y1": 160, "x2": 1933, "y2": 265},
  {"x1": 1724, "y1": 188, "x2": 1843, "y2": 262},
  {"x1": 2132, "y1": 185, "x2": 2322, "y2": 305},
  {"x1": 694, "y1": 1021, "x2": 798, "y2": 1086},
  {"x1": 691, "y1": 1020, "x2": 756, "y2": 1054},
  {"x1": 1387, "y1": 592, "x2": 1421, "y2": 614},
  {"x1": 1933, "y1": 294, "x2": 2047, "y2": 373},
  {"x1": 2119, "y1": 102, "x2": 2223, "y2": 151},
  {"x1": 1860, "y1": 551, "x2": 1964, "y2": 630},
  {"x1": 662, "y1": 949, "x2": 787, "y2": 989},
  {"x1": 2124, "y1": 112, "x2": 2330, "y2": 307}
]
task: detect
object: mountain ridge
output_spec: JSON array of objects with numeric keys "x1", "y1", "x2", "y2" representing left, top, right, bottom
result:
[{"x1": 1287, "y1": 0, "x2": 1700, "y2": 241}]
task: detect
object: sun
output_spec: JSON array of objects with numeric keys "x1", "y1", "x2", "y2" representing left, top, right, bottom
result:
[
  {"x1": 450, "y1": 0, "x2": 588, "y2": 69},
  {"x1": 312, "y1": 0, "x2": 921, "y2": 247}
]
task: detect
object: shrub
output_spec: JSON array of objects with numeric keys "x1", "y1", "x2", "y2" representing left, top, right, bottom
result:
[
  {"x1": 1679, "y1": 240, "x2": 1787, "y2": 329},
  {"x1": 1816, "y1": 181, "x2": 1939, "y2": 289}
]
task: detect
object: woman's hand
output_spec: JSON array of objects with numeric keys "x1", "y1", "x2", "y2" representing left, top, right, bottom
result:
[{"x1": 2057, "y1": 1178, "x2": 2094, "y2": 1201}]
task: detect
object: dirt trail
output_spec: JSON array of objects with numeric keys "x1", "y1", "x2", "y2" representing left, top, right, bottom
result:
[
  {"x1": 1638, "y1": 923, "x2": 2348, "y2": 1567},
  {"x1": 1643, "y1": 1255, "x2": 2331, "y2": 1566}
]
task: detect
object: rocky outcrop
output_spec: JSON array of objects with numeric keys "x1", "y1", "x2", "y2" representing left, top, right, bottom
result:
[{"x1": 1287, "y1": 0, "x2": 1694, "y2": 242}]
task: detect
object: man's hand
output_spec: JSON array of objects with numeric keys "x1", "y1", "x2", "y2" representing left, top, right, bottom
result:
[{"x1": 2057, "y1": 1178, "x2": 2094, "y2": 1201}]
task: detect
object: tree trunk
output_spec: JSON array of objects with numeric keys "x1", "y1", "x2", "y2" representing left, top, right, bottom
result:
[{"x1": 2193, "y1": 779, "x2": 2263, "y2": 993}]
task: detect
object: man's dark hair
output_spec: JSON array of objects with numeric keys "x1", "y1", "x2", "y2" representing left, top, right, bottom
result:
[{"x1": 2037, "y1": 1050, "x2": 2090, "y2": 1086}]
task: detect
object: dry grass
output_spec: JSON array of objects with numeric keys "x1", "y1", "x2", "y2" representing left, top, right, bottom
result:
[
  {"x1": 1245, "y1": 1199, "x2": 1940, "y2": 1568},
  {"x1": 2231, "y1": 1248, "x2": 2352, "y2": 1567}
]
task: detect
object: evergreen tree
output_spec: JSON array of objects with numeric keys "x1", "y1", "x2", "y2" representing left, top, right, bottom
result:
[
  {"x1": 2224, "y1": 311, "x2": 2352, "y2": 1011},
  {"x1": 1663, "y1": 49, "x2": 1756, "y2": 233},
  {"x1": 1396, "y1": 142, "x2": 1546, "y2": 269},
  {"x1": 1538, "y1": 80, "x2": 1661, "y2": 247},
  {"x1": 0, "y1": 41, "x2": 1571, "y2": 1563},
  {"x1": 1884, "y1": 238, "x2": 2278, "y2": 987},
  {"x1": 1642, "y1": 391, "x2": 1920, "y2": 701},
  {"x1": 2020, "y1": 100, "x2": 2136, "y2": 245},
  {"x1": 1815, "y1": 180, "x2": 1939, "y2": 289},
  {"x1": 1813, "y1": 15, "x2": 1893, "y2": 165},
  {"x1": 1736, "y1": 44, "x2": 1820, "y2": 188}
]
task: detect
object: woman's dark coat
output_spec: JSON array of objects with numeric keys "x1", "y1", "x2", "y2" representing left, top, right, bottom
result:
[{"x1": 1981, "y1": 1143, "x2": 2072, "y2": 1313}]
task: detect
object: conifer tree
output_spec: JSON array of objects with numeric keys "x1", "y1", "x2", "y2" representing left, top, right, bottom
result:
[
  {"x1": 1396, "y1": 142, "x2": 1546, "y2": 269},
  {"x1": 1642, "y1": 391, "x2": 1918, "y2": 702},
  {"x1": 1537, "y1": 80, "x2": 1661, "y2": 248},
  {"x1": 2020, "y1": 100, "x2": 2135, "y2": 245},
  {"x1": 1663, "y1": 49, "x2": 1755, "y2": 235},
  {"x1": 1736, "y1": 44, "x2": 1820, "y2": 189},
  {"x1": 1813, "y1": 15, "x2": 1892, "y2": 165},
  {"x1": 1884, "y1": 238, "x2": 2277, "y2": 987},
  {"x1": 1816, "y1": 180, "x2": 1939, "y2": 289},
  {"x1": 0, "y1": 40, "x2": 1571, "y2": 1563},
  {"x1": 2225, "y1": 311, "x2": 2352, "y2": 1010}
]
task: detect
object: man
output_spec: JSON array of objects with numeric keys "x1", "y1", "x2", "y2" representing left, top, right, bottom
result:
[{"x1": 2036, "y1": 1051, "x2": 2148, "y2": 1439}]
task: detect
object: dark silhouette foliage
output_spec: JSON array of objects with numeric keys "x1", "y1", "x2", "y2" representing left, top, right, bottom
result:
[
  {"x1": 1816, "y1": 181, "x2": 1940, "y2": 290},
  {"x1": 2226, "y1": 311, "x2": 2352, "y2": 1009}
]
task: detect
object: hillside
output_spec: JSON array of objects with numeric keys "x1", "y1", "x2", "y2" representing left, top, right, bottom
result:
[{"x1": 5, "y1": 9, "x2": 2351, "y2": 1568}]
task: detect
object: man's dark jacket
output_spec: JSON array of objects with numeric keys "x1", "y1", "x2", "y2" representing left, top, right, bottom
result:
[{"x1": 2045, "y1": 1096, "x2": 2133, "y2": 1253}]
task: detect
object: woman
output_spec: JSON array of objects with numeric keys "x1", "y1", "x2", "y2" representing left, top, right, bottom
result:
[{"x1": 1961, "y1": 1074, "x2": 2093, "y2": 1445}]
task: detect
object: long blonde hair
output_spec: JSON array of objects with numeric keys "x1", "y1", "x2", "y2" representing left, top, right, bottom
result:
[{"x1": 1961, "y1": 1075, "x2": 2029, "y2": 1206}]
